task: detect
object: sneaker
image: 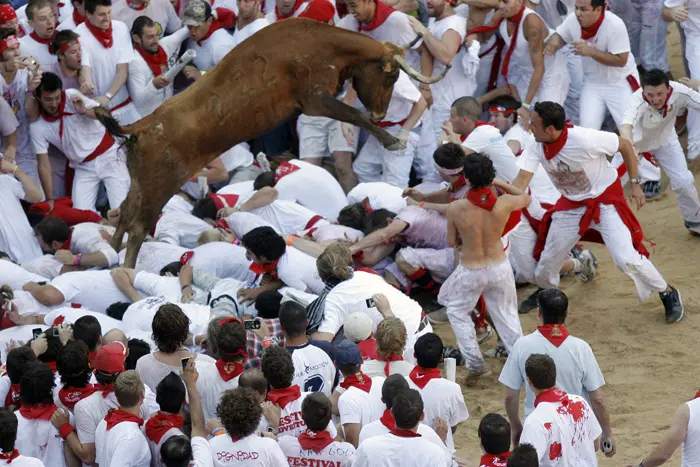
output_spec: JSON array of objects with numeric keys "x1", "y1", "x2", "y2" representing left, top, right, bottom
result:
[
  {"x1": 575, "y1": 249, "x2": 598, "y2": 282},
  {"x1": 660, "y1": 287, "x2": 684, "y2": 324},
  {"x1": 422, "y1": 297, "x2": 445, "y2": 314},
  {"x1": 427, "y1": 308, "x2": 449, "y2": 325},
  {"x1": 476, "y1": 325, "x2": 494, "y2": 344},
  {"x1": 519, "y1": 288, "x2": 543, "y2": 314},
  {"x1": 484, "y1": 344, "x2": 508, "y2": 358},
  {"x1": 686, "y1": 221, "x2": 700, "y2": 237},
  {"x1": 642, "y1": 180, "x2": 662, "y2": 199},
  {"x1": 443, "y1": 345, "x2": 464, "y2": 366}
]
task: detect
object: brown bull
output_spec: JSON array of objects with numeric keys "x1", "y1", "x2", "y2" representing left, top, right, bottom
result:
[{"x1": 95, "y1": 18, "x2": 448, "y2": 267}]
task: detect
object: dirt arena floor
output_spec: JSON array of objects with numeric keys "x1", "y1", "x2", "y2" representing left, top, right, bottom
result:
[{"x1": 439, "y1": 24, "x2": 700, "y2": 466}]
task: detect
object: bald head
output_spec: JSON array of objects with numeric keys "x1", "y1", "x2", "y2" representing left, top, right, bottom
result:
[
  {"x1": 452, "y1": 96, "x2": 481, "y2": 123},
  {"x1": 239, "y1": 369, "x2": 267, "y2": 401},
  {"x1": 103, "y1": 328, "x2": 128, "y2": 347}
]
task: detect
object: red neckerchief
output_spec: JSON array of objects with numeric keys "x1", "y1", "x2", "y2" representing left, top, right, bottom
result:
[
  {"x1": 448, "y1": 174, "x2": 467, "y2": 194},
  {"x1": 276, "y1": 0, "x2": 305, "y2": 19},
  {"x1": 459, "y1": 133, "x2": 467, "y2": 142},
  {"x1": 580, "y1": 8, "x2": 605, "y2": 40},
  {"x1": 643, "y1": 87, "x2": 674, "y2": 118},
  {"x1": 29, "y1": 31, "x2": 54, "y2": 45},
  {"x1": 215, "y1": 7, "x2": 237, "y2": 28},
  {"x1": 40, "y1": 91, "x2": 73, "y2": 139},
  {"x1": 95, "y1": 383, "x2": 115, "y2": 398},
  {"x1": 72, "y1": 9, "x2": 85, "y2": 25},
  {"x1": 248, "y1": 259, "x2": 279, "y2": 276},
  {"x1": 197, "y1": 14, "x2": 231, "y2": 46},
  {"x1": 135, "y1": 44, "x2": 167, "y2": 77},
  {"x1": 480, "y1": 452, "x2": 511, "y2": 467},
  {"x1": 474, "y1": 121, "x2": 495, "y2": 128},
  {"x1": 466, "y1": 187, "x2": 498, "y2": 211},
  {"x1": 361, "y1": 198, "x2": 373, "y2": 213},
  {"x1": 45, "y1": 361, "x2": 57, "y2": 373},
  {"x1": 52, "y1": 315, "x2": 65, "y2": 326},
  {"x1": 381, "y1": 355, "x2": 403, "y2": 377},
  {"x1": 694, "y1": 389, "x2": 700, "y2": 400},
  {"x1": 4, "y1": 384, "x2": 20, "y2": 408},
  {"x1": 543, "y1": 122, "x2": 574, "y2": 161},
  {"x1": 390, "y1": 428, "x2": 421, "y2": 438},
  {"x1": 537, "y1": 324, "x2": 570, "y2": 348},
  {"x1": 274, "y1": 161, "x2": 301, "y2": 183},
  {"x1": 339, "y1": 372, "x2": 372, "y2": 393},
  {"x1": 0, "y1": 450, "x2": 19, "y2": 464},
  {"x1": 534, "y1": 387, "x2": 568, "y2": 407},
  {"x1": 19, "y1": 403, "x2": 57, "y2": 420},
  {"x1": 104, "y1": 408, "x2": 144, "y2": 430},
  {"x1": 59, "y1": 385, "x2": 97, "y2": 409},
  {"x1": 267, "y1": 385, "x2": 301, "y2": 409},
  {"x1": 145, "y1": 411, "x2": 183, "y2": 444},
  {"x1": 297, "y1": 430, "x2": 334, "y2": 453},
  {"x1": 499, "y1": 3, "x2": 526, "y2": 81},
  {"x1": 85, "y1": 19, "x2": 114, "y2": 48},
  {"x1": 408, "y1": 366, "x2": 442, "y2": 390},
  {"x1": 208, "y1": 193, "x2": 240, "y2": 211},
  {"x1": 180, "y1": 251, "x2": 194, "y2": 265},
  {"x1": 215, "y1": 359, "x2": 245, "y2": 382},
  {"x1": 359, "y1": 0, "x2": 395, "y2": 31},
  {"x1": 357, "y1": 338, "x2": 378, "y2": 361},
  {"x1": 379, "y1": 409, "x2": 395, "y2": 430}
]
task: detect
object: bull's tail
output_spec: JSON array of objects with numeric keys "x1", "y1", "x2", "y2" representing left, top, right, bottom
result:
[{"x1": 94, "y1": 107, "x2": 128, "y2": 138}]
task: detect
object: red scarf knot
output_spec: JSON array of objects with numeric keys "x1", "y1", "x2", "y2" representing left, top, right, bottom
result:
[
  {"x1": 95, "y1": 383, "x2": 115, "y2": 398},
  {"x1": 643, "y1": 87, "x2": 674, "y2": 118},
  {"x1": 379, "y1": 409, "x2": 395, "y2": 430},
  {"x1": 480, "y1": 452, "x2": 511, "y2": 467},
  {"x1": 580, "y1": 6, "x2": 605, "y2": 40},
  {"x1": 180, "y1": 251, "x2": 194, "y2": 265},
  {"x1": 145, "y1": 411, "x2": 183, "y2": 444},
  {"x1": 408, "y1": 366, "x2": 442, "y2": 389},
  {"x1": 534, "y1": 387, "x2": 568, "y2": 407},
  {"x1": 59, "y1": 384, "x2": 97, "y2": 409},
  {"x1": 29, "y1": 31, "x2": 54, "y2": 45},
  {"x1": 104, "y1": 408, "x2": 144, "y2": 430},
  {"x1": 537, "y1": 324, "x2": 570, "y2": 348},
  {"x1": 19, "y1": 403, "x2": 58, "y2": 420},
  {"x1": 359, "y1": 0, "x2": 395, "y2": 31},
  {"x1": 466, "y1": 186, "x2": 498, "y2": 211},
  {"x1": 72, "y1": 9, "x2": 85, "y2": 25},
  {"x1": 215, "y1": 359, "x2": 245, "y2": 382},
  {"x1": 85, "y1": 19, "x2": 114, "y2": 48},
  {"x1": 339, "y1": 372, "x2": 372, "y2": 393},
  {"x1": 249, "y1": 258, "x2": 280, "y2": 277},
  {"x1": 274, "y1": 161, "x2": 301, "y2": 183},
  {"x1": 381, "y1": 354, "x2": 403, "y2": 377},
  {"x1": 297, "y1": 430, "x2": 335, "y2": 453},
  {"x1": 135, "y1": 44, "x2": 168, "y2": 78},
  {"x1": 267, "y1": 385, "x2": 301, "y2": 409},
  {"x1": 390, "y1": 428, "x2": 421, "y2": 438},
  {"x1": 543, "y1": 122, "x2": 574, "y2": 161},
  {"x1": 39, "y1": 91, "x2": 73, "y2": 139},
  {"x1": 0, "y1": 449, "x2": 20, "y2": 464}
]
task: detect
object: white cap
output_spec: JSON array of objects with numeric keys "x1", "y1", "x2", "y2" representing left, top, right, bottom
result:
[{"x1": 344, "y1": 312, "x2": 373, "y2": 343}]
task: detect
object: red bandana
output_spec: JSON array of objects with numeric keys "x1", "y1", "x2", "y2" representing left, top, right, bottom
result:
[
  {"x1": 379, "y1": 409, "x2": 395, "y2": 430},
  {"x1": 534, "y1": 387, "x2": 568, "y2": 407},
  {"x1": 248, "y1": 259, "x2": 279, "y2": 276},
  {"x1": 274, "y1": 161, "x2": 301, "y2": 183},
  {"x1": 95, "y1": 383, "x2": 115, "y2": 398},
  {"x1": 381, "y1": 355, "x2": 403, "y2": 377},
  {"x1": 480, "y1": 452, "x2": 511, "y2": 467},
  {"x1": 448, "y1": 174, "x2": 467, "y2": 195},
  {"x1": 408, "y1": 366, "x2": 442, "y2": 390},
  {"x1": 361, "y1": 198, "x2": 373, "y2": 213},
  {"x1": 215, "y1": 359, "x2": 245, "y2": 382},
  {"x1": 104, "y1": 409, "x2": 144, "y2": 430},
  {"x1": 72, "y1": 9, "x2": 85, "y2": 25},
  {"x1": 208, "y1": 193, "x2": 240, "y2": 211},
  {"x1": 19, "y1": 403, "x2": 57, "y2": 420},
  {"x1": 537, "y1": 324, "x2": 570, "y2": 348},
  {"x1": 58, "y1": 385, "x2": 97, "y2": 409},
  {"x1": 543, "y1": 122, "x2": 574, "y2": 161},
  {"x1": 40, "y1": 91, "x2": 73, "y2": 139},
  {"x1": 466, "y1": 187, "x2": 498, "y2": 211},
  {"x1": 145, "y1": 411, "x2": 183, "y2": 444},
  {"x1": 30, "y1": 31, "x2": 54, "y2": 45},
  {"x1": 267, "y1": 385, "x2": 301, "y2": 409},
  {"x1": 52, "y1": 315, "x2": 66, "y2": 326},
  {"x1": 197, "y1": 20, "x2": 222, "y2": 45},
  {"x1": 0, "y1": 450, "x2": 19, "y2": 464},
  {"x1": 4, "y1": 384, "x2": 20, "y2": 408},
  {"x1": 339, "y1": 372, "x2": 372, "y2": 393},
  {"x1": 390, "y1": 428, "x2": 421, "y2": 438},
  {"x1": 643, "y1": 87, "x2": 674, "y2": 118},
  {"x1": 359, "y1": 0, "x2": 395, "y2": 31},
  {"x1": 580, "y1": 7, "x2": 605, "y2": 40},
  {"x1": 276, "y1": 0, "x2": 305, "y2": 19},
  {"x1": 297, "y1": 430, "x2": 335, "y2": 453},
  {"x1": 357, "y1": 338, "x2": 378, "y2": 361},
  {"x1": 135, "y1": 44, "x2": 167, "y2": 77},
  {"x1": 85, "y1": 19, "x2": 114, "y2": 48},
  {"x1": 180, "y1": 251, "x2": 194, "y2": 265}
]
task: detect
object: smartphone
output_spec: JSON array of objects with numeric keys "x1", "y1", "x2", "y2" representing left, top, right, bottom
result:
[
  {"x1": 32, "y1": 328, "x2": 43, "y2": 339},
  {"x1": 181, "y1": 357, "x2": 190, "y2": 370},
  {"x1": 244, "y1": 320, "x2": 261, "y2": 330},
  {"x1": 366, "y1": 298, "x2": 376, "y2": 308},
  {"x1": 37, "y1": 281, "x2": 47, "y2": 286},
  {"x1": 52, "y1": 327, "x2": 60, "y2": 337}
]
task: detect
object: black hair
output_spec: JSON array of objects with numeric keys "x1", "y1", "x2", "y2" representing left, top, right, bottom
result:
[
  {"x1": 0, "y1": 251, "x2": 10, "y2": 261},
  {"x1": 337, "y1": 203, "x2": 366, "y2": 231},
  {"x1": 130, "y1": 15, "x2": 155, "y2": 38},
  {"x1": 191, "y1": 198, "x2": 217, "y2": 221},
  {"x1": 361, "y1": 208, "x2": 396, "y2": 236},
  {"x1": 0, "y1": 409, "x2": 18, "y2": 454},
  {"x1": 156, "y1": 372, "x2": 186, "y2": 414},
  {"x1": 36, "y1": 328, "x2": 63, "y2": 365},
  {"x1": 217, "y1": 387, "x2": 263, "y2": 439},
  {"x1": 241, "y1": 227, "x2": 286, "y2": 262},
  {"x1": 507, "y1": 443, "x2": 539, "y2": 467},
  {"x1": 57, "y1": 340, "x2": 92, "y2": 387},
  {"x1": 278, "y1": 301, "x2": 307, "y2": 339},
  {"x1": 73, "y1": 315, "x2": 102, "y2": 351},
  {"x1": 525, "y1": 353, "x2": 556, "y2": 390},
  {"x1": 20, "y1": 362, "x2": 55, "y2": 405},
  {"x1": 159, "y1": 262, "x2": 184, "y2": 277},
  {"x1": 488, "y1": 95, "x2": 521, "y2": 124},
  {"x1": 152, "y1": 304, "x2": 190, "y2": 353},
  {"x1": 238, "y1": 369, "x2": 267, "y2": 397},
  {"x1": 642, "y1": 68, "x2": 670, "y2": 88},
  {"x1": 33, "y1": 215, "x2": 70, "y2": 246},
  {"x1": 478, "y1": 413, "x2": 511, "y2": 455},
  {"x1": 537, "y1": 288, "x2": 568, "y2": 324},
  {"x1": 6, "y1": 347, "x2": 37, "y2": 384},
  {"x1": 413, "y1": 333, "x2": 443, "y2": 369},
  {"x1": 160, "y1": 435, "x2": 192, "y2": 467},
  {"x1": 95, "y1": 370, "x2": 120, "y2": 386},
  {"x1": 217, "y1": 320, "x2": 247, "y2": 363},
  {"x1": 301, "y1": 392, "x2": 332, "y2": 432},
  {"x1": 84, "y1": 0, "x2": 112, "y2": 15},
  {"x1": 126, "y1": 339, "x2": 152, "y2": 371},
  {"x1": 391, "y1": 389, "x2": 423, "y2": 430},
  {"x1": 433, "y1": 143, "x2": 465, "y2": 170},
  {"x1": 261, "y1": 345, "x2": 294, "y2": 389},
  {"x1": 106, "y1": 301, "x2": 130, "y2": 321},
  {"x1": 381, "y1": 374, "x2": 409, "y2": 409},
  {"x1": 533, "y1": 102, "x2": 566, "y2": 131},
  {"x1": 0, "y1": 27, "x2": 15, "y2": 41},
  {"x1": 253, "y1": 172, "x2": 276, "y2": 190},
  {"x1": 255, "y1": 291, "x2": 283, "y2": 319},
  {"x1": 463, "y1": 153, "x2": 496, "y2": 189},
  {"x1": 590, "y1": 0, "x2": 605, "y2": 9}
]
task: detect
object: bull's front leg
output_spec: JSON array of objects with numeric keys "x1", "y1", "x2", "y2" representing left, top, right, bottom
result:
[
  {"x1": 317, "y1": 94, "x2": 406, "y2": 151},
  {"x1": 123, "y1": 224, "x2": 146, "y2": 269}
]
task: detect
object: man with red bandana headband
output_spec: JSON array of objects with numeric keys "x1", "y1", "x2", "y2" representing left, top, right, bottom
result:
[{"x1": 0, "y1": 5, "x2": 25, "y2": 37}]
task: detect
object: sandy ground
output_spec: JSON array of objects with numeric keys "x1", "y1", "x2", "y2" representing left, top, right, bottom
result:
[{"x1": 439, "y1": 24, "x2": 700, "y2": 466}]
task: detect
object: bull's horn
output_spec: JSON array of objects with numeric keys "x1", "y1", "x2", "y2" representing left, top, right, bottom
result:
[
  {"x1": 399, "y1": 33, "x2": 422, "y2": 50},
  {"x1": 393, "y1": 54, "x2": 451, "y2": 84}
]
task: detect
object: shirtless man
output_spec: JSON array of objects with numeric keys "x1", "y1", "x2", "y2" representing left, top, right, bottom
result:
[{"x1": 438, "y1": 153, "x2": 530, "y2": 383}]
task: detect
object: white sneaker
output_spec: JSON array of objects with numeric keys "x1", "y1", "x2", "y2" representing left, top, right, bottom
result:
[{"x1": 576, "y1": 249, "x2": 598, "y2": 282}]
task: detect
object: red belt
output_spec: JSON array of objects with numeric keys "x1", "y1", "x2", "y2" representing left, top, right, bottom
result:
[
  {"x1": 82, "y1": 131, "x2": 115, "y2": 163},
  {"x1": 372, "y1": 117, "x2": 408, "y2": 128},
  {"x1": 304, "y1": 215, "x2": 324, "y2": 230},
  {"x1": 110, "y1": 97, "x2": 132, "y2": 112},
  {"x1": 626, "y1": 74, "x2": 640, "y2": 92}
]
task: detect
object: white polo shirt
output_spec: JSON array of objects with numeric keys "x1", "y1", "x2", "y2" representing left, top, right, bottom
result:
[
  {"x1": 122, "y1": 296, "x2": 211, "y2": 337},
  {"x1": 95, "y1": 417, "x2": 151, "y2": 467},
  {"x1": 338, "y1": 377, "x2": 385, "y2": 431},
  {"x1": 498, "y1": 329, "x2": 605, "y2": 417},
  {"x1": 190, "y1": 28, "x2": 235, "y2": 71},
  {"x1": 111, "y1": 0, "x2": 182, "y2": 36},
  {"x1": 0, "y1": 255, "x2": 45, "y2": 287},
  {"x1": 352, "y1": 431, "x2": 451, "y2": 467},
  {"x1": 67, "y1": 222, "x2": 120, "y2": 267},
  {"x1": 195, "y1": 360, "x2": 241, "y2": 421},
  {"x1": 14, "y1": 411, "x2": 66, "y2": 467},
  {"x1": 346, "y1": 182, "x2": 407, "y2": 214},
  {"x1": 244, "y1": 198, "x2": 328, "y2": 236},
  {"x1": 288, "y1": 341, "x2": 337, "y2": 396},
  {"x1": 278, "y1": 434, "x2": 355, "y2": 467},
  {"x1": 463, "y1": 124, "x2": 520, "y2": 183},
  {"x1": 49, "y1": 270, "x2": 132, "y2": 312},
  {"x1": 153, "y1": 211, "x2": 212, "y2": 249},
  {"x1": 416, "y1": 377, "x2": 469, "y2": 453},
  {"x1": 209, "y1": 433, "x2": 287, "y2": 466}
]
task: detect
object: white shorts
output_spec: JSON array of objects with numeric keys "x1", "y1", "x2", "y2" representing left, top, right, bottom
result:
[
  {"x1": 297, "y1": 115, "x2": 359, "y2": 159},
  {"x1": 398, "y1": 247, "x2": 457, "y2": 284}
]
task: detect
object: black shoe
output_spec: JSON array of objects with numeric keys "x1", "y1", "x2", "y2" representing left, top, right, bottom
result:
[
  {"x1": 443, "y1": 345, "x2": 464, "y2": 366},
  {"x1": 660, "y1": 287, "x2": 684, "y2": 324},
  {"x1": 519, "y1": 288, "x2": 543, "y2": 314},
  {"x1": 643, "y1": 180, "x2": 661, "y2": 199}
]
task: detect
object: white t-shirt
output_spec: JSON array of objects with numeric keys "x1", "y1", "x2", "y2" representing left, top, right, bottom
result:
[
  {"x1": 245, "y1": 198, "x2": 327, "y2": 236},
  {"x1": 338, "y1": 378, "x2": 385, "y2": 431},
  {"x1": 132, "y1": 271, "x2": 185, "y2": 303},
  {"x1": 278, "y1": 435, "x2": 355, "y2": 467},
  {"x1": 153, "y1": 211, "x2": 212, "y2": 249},
  {"x1": 122, "y1": 296, "x2": 211, "y2": 337},
  {"x1": 275, "y1": 247, "x2": 325, "y2": 295},
  {"x1": 195, "y1": 360, "x2": 241, "y2": 421},
  {"x1": 418, "y1": 377, "x2": 469, "y2": 453},
  {"x1": 352, "y1": 432, "x2": 451, "y2": 467},
  {"x1": 683, "y1": 398, "x2": 700, "y2": 467},
  {"x1": 68, "y1": 222, "x2": 120, "y2": 266},
  {"x1": 498, "y1": 330, "x2": 605, "y2": 417},
  {"x1": 50, "y1": 270, "x2": 132, "y2": 312},
  {"x1": 0, "y1": 175, "x2": 43, "y2": 263},
  {"x1": 0, "y1": 260, "x2": 47, "y2": 290},
  {"x1": 428, "y1": 14, "x2": 472, "y2": 109},
  {"x1": 209, "y1": 433, "x2": 287, "y2": 466},
  {"x1": 95, "y1": 418, "x2": 151, "y2": 467},
  {"x1": 190, "y1": 28, "x2": 235, "y2": 71},
  {"x1": 288, "y1": 342, "x2": 337, "y2": 396},
  {"x1": 218, "y1": 180, "x2": 256, "y2": 198},
  {"x1": 189, "y1": 242, "x2": 256, "y2": 282},
  {"x1": 119, "y1": 242, "x2": 187, "y2": 274},
  {"x1": 20, "y1": 255, "x2": 63, "y2": 281},
  {"x1": 111, "y1": 0, "x2": 181, "y2": 36},
  {"x1": 463, "y1": 125, "x2": 520, "y2": 183},
  {"x1": 0, "y1": 325, "x2": 47, "y2": 364},
  {"x1": 665, "y1": 0, "x2": 700, "y2": 34},
  {"x1": 518, "y1": 126, "x2": 620, "y2": 201},
  {"x1": 232, "y1": 18, "x2": 270, "y2": 47},
  {"x1": 1, "y1": 69, "x2": 32, "y2": 157},
  {"x1": 361, "y1": 359, "x2": 415, "y2": 380},
  {"x1": 520, "y1": 392, "x2": 601, "y2": 467},
  {"x1": 0, "y1": 455, "x2": 44, "y2": 466},
  {"x1": 43, "y1": 307, "x2": 124, "y2": 332},
  {"x1": 556, "y1": 11, "x2": 637, "y2": 84},
  {"x1": 14, "y1": 412, "x2": 66, "y2": 467},
  {"x1": 346, "y1": 182, "x2": 407, "y2": 214},
  {"x1": 357, "y1": 420, "x2": 451, "y2": 458}
]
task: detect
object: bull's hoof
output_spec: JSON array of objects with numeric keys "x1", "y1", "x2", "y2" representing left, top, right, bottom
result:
[{"x1": 384, "y1": 138, "x2": 407, "y2": 151}]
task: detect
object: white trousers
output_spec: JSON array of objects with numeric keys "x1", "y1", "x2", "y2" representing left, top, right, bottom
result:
[
  {"x1": 534, "y1": 204, "x2": 668, "y2": 301},
  {"x1": 475, "y1": 46, "x2": 497, "y2": 99},
  {"x1": 398, "y1": 247, "x2": 457, "y2": 284},
  {"x1": 651, "y1": 137, "x2": 700, "y2": 224},
  {"x1": 297, "y1": 115, "x2": 358, "y2": 159},
  {"x1": 508, "y1": 220, "x2": 539, "y2": 285},
  {"x1": 580, "y1": 75, "x2": 637, "y2": 129},
  {"x1": 72, "y1": 146, "x2": 131, "y2": 212},
  {"x1": 438, "y1": 259, "x2": 523, "y2": 372},
  {"x1": 621, "y1": 0, "x2": 669, "y2": 71},
  {"x1": 564, "y1": 51, "x2": 582, "y2": 126},
  {"x1": 415, "y1": 112, "x2": 441, "y2": 184},
  {"x1": 353, "y1": 126, "x2": 418, "y2": 188},
  {"x1": 684, "y1": 31, "x2": 700, "y2": 159}
]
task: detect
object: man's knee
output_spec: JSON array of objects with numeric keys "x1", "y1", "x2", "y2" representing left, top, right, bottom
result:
[{"x1": 395, "y1": 250, "x2": 419, "y2": 275}]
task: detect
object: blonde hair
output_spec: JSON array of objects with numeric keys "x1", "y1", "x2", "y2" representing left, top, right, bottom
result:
[
  {"x1": 114, "y1": 370, "x2": 145, "y2": 408},
  {"x1": 316, "y1": 243, "x2": 353, "y2": 282},
  {"x1": 375, "y1": 317, "x2": 406, "y2": 360},
  {"x1": 197, "y1": 229, "x2": 224, "y2": 246}
]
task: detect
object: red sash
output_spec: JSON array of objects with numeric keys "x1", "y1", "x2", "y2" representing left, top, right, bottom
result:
[{"x1": 82, "y1": 131, "x2": 115, "y2": 163}]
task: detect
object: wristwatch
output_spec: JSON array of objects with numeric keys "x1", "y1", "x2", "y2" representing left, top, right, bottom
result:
[
  {"x1": 105, "y1": 92, "x2": 114, "y2": 101},
  {"x1": 630, "y1": 177, "x2": 641, "y2": 184}
]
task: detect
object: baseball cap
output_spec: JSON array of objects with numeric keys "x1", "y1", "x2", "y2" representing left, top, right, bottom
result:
[
  {"x1": 334, "y1": 340, "x2": 362, "y2": 367},
  {"x1": 183, "y1": 0, "x2": 209, "y2": 27},
  {"x1": 344, "y1": 312, "x2": 372, "y2": 343},
  {"x1": 93, "y1": 342, "x2": 127, "y2": 374}
]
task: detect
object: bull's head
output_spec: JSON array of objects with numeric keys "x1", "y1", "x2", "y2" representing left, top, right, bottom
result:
[{"x1": 353, "y1": 34, "x2": 450, "y2": 122}]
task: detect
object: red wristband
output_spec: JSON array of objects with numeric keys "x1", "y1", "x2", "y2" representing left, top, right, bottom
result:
[{"x1": 59, "y1": 422, "x2": 75, "y2": 439}]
